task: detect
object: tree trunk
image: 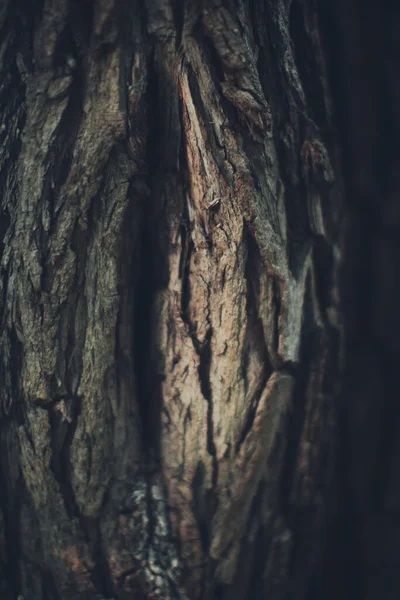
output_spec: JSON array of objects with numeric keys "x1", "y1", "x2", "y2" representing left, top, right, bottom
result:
[{"x1": 0, "y1": 1, "x2": 344, "y2": 599}]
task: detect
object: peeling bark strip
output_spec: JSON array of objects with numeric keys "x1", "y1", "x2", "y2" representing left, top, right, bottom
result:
[{"x1": 0, "y1": 1, "x2": 343, "y2": 599}]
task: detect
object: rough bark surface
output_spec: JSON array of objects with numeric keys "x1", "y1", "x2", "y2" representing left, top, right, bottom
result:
[{"x1": 0, "y1": 1, "x2": 344, "y2": 599}]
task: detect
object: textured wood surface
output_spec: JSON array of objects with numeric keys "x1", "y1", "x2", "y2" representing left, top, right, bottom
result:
[{"x1": 0, "y1": 1, "x2": 344, "y2": 599}]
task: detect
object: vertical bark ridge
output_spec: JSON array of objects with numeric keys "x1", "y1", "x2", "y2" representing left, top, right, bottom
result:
[{"x1": 152, "y1": 1, "x2": 343, "y2": 597}]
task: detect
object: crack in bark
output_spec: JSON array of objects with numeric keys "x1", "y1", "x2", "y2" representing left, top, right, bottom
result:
[
  {"x1": 198, "y1": 327, "x2": 218, "y2": 489},
  {"x1": 235, "y1": 226, "x2": 275, "y2": 454},
  {"x1": 47, "y1": 396, "x2": 80, "y2": 518}
]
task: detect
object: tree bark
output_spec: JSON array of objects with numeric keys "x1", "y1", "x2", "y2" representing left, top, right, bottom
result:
[{"x1": 0, "y1": 1, "x2": 344, "y2": 599}]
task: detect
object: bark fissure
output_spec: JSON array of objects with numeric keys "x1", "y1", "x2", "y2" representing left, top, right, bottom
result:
[
  {"x1": 198, "y1": 328, "x2": 218, "y2": 491},
  {"x1": 48, "y1": 396, "x2": 82, "y2": 520},
  {"x1": 235, "y1": 227, "x2": 275, "y2": 454}
]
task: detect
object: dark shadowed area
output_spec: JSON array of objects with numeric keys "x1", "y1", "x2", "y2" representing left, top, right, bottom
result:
[{"x1": 319, "y1": 1, "x2": 400, "y2": 599}]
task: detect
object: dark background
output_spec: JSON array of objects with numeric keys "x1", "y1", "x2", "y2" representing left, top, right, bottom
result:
[{"x1": 319, "y1": 1, "x2": 400, "y2": 598}]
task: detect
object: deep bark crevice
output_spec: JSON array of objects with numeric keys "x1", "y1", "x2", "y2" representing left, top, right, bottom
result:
[
  {"x1": 171, "y1": 0, "x2": 185, "y2": 50},
  {"x1": 198, "y1": 327, "x2": 218, "y2": 494},
  {"x1": 192, "y1": 460, "x2": 213, "y2": 557},
  {"x1": 133, "y1": 204, "x2": 155, "y2": 447},
  {"x1": 66, "y1": 0, "x2": 94, "y2": 60},
  {"x1": 132, "y1": 48, "x2": 174, "y2": 455},
  {"x1": 48, "y1": 397, "x2": 81, "y2": 520},
  {"x1": 236, "y1": 227, "x2": 274, "y2": 453},
  {"x1": 180, "y1": 214, "x2": 194, "y2": 333},
  {"x1": 84, "y1": 516, "x2": 116, "y2": 599},
  {"x1": 289, "y1": 0, "x2": 327, "y2": 130}
]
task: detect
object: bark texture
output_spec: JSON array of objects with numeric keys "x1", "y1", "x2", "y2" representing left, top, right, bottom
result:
[{"x1": 0, "y1": 1, "x2": 344, "y2": 599}]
